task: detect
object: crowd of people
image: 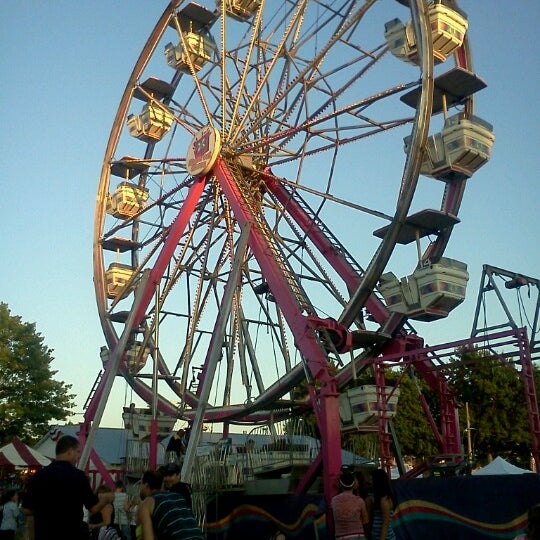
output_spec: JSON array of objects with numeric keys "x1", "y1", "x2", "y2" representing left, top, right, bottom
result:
[
  {"x1": 1, "y1": 434, "x2": 538, "y2": 540},
  {"x1": 0, "y1": 435, "x2": 203, "y2": 540}
]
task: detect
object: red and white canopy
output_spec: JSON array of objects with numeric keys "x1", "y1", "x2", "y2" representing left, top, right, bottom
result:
[{"x1": 0, "y1": 437, "x2": 51, "y2": 468}]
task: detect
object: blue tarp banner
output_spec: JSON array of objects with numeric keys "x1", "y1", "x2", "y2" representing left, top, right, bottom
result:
[
  {"x1": 204, "y1": 474, "x2": 540, "y2": 539},
  {"x1": 205, "y1": 493, "x2": 327, "y2": 539},
  {"x1": 393, "y1": 474, "x2": 540, "y2": 540}
]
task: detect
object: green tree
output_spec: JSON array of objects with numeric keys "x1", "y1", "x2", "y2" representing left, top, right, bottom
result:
[
  {"x1": 391, "y1": 370, "x2": 439, "y2": 458},
  {"x1": 0, "y1": 302, "x2": 75, "y2": 445},
  {"x1": 451, "y1": 349, "x2": 535, "y2": 467}
]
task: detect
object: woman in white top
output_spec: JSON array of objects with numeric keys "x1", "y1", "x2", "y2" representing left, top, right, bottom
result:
[
  {"x1": 113, "y1": 480, "x2": 130, "y2": 539},
  {"x1": 0, "y1": 490, "x2": 21, "y2": 540}
]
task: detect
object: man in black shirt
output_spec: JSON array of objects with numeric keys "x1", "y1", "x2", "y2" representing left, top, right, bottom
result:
[{"x1": 23, "y1": 435, "x2": 114, "y2": 540}]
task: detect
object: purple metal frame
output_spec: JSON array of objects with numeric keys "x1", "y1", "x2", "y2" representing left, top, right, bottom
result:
[{"x1": 371, "y1": 327, "x2": 540, "y2": 473}]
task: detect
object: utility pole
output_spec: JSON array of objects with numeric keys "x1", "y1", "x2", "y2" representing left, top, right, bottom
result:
[{"x1": 465, "y1": 402, "x2": 473, "y2": 463}]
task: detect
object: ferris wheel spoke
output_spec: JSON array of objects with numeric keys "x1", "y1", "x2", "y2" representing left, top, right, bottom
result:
[
  {"x1": 228, "y1": 0, "x2": 310, "y2": 143},
  {"x1": 219, "y1": 0, "x2": 227, "y2": 138},
  {"x1": 232, "y1": 0, "x2": 378, "y2": 146},
  {"x1": 223, "y1": 1, "x2": 265, "y2": 141},
  {"x1": 238, "y1": 314, "x2": 264, "y2": 396},
  {"x1": 169, "y1": 18, "x2": 217, "y2": 130},
  {"x1": 236, "y1": 71, "x2": 416, "y2": 160}
]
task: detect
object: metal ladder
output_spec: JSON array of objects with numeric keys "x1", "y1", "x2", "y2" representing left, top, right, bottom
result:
[
  {"x1": 83, "y1": 370, "x2": 103, "y2": 411},
  {"x1": 227, "y1": 159, "x2": 314, "y2": 315},
  {"x1": 518, "y1": 329, "x2": 540, "y2": 469}
]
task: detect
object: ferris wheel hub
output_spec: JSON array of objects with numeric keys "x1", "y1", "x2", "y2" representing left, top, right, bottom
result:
[{"x1": 186, "y1": 125, "x2": 221, "y2": 176}]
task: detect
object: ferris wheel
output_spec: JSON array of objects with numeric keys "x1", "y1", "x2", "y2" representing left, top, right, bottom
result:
[{"x1": 92, "y1": 0, "x2": 494, "y2": 502}]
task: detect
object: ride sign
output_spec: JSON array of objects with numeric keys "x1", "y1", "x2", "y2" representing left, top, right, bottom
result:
[{"x1": 186, "y1": 125, "x2": 221, "y2": 176}]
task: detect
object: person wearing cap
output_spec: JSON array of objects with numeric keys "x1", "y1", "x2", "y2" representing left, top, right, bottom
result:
[
  {"x1": 166, "y1": 430, "x2": 186, "y2": 461},
  {"x1": 331, "y1": 470, "x2": 369, "y2": 540},
  {"x1": 138, "y1": 470, "x2": 203, "y2": 540},
  {"x1": 161, "y1": 463, "x2": 193, "y2": 510}
]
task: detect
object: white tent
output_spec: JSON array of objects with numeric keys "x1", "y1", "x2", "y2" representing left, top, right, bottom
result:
[
  {"x1": 472, "y1": 456, "x2": 532, "y2": 475},
  {"x1": 0, "y1": 437, "x2": 51, "y2": 468}
]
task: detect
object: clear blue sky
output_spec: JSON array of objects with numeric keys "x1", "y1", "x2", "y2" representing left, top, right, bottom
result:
[{"x1": 1, "y1": 1, "x2": 539, "y2": 428}]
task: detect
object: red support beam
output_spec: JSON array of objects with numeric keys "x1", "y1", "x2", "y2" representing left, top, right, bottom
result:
[
  {"x1": 133, "y1": 175, "x2": 208, "y2": 330},
  {"x1": 213, "y1": 158, "x2": 342, "y2": 512}
]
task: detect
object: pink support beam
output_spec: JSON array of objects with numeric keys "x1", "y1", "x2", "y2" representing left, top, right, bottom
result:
[
  {"x1": 294, "y1": 452, "x2": 322, "y2": 495},
  {"x1": 132, "y1": 176, "x2": 208, "y2": 330},
  {"x1": 214, "y1": 159, "x2": 331, "y2": 383},
  {"x1": 213, "y1": 157, "x2": 342, "y2": 510},
  {"x1": 412, "y1": 354, "x2": 461, "y2": 454},
  {"x1": 81, "y1": 177, "x2": 208, "y2": 468},
  {"x1": 90, "y1": 448, "x2": 115, "y2": 488}
]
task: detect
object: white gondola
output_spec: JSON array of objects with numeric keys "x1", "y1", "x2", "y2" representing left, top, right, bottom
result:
[
  {"x1": 127, "y1": 102, "x2": 174, "y2": 143},
  {"x1": 385, "y1": 1, "x2": 468, "y2": 65},
  {"x1": 122, "y1": 406, "x2": 176, "y2": 439},
  {"x1": 126, "y1": 341, "x2": 151, "y2": 374},
  {"x1": 379, "y1": 257, "x2": 469, "y2": 322},
  {"x1": 384, "y1": 18, "x2": 415, "y2": 62},
  {"x1": 107, "y1": 182, "x2": 149, "y2": 219},
  {"x1": 216, "y1": 0, "x2": 261, "y2": 21},
  {"x1": 440, "y1": 113, "x2": 495, "y2": 174},
  {"x1": 340, "y1": 385, "x2": 400, "y2": 430},
  {"x1": 404, "y1": 113, "x2": 495, "y2": 180},
  {"x1": 164, "y1": 31, "x2": 215, "y2": 72},
  {"x1": 105, "y1": 262, "x2": 134, "y2": 299}
]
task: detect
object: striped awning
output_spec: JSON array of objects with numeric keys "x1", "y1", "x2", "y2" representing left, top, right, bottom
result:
[{"x1": 0, "y1": 437, "x2": 51, "y2": 467}]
